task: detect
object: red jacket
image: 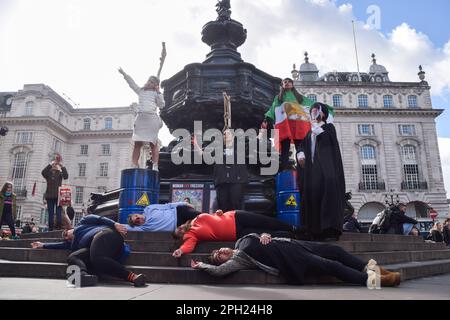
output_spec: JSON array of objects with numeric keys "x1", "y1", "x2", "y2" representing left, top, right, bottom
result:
[{"x1": 179, "y1": 211, "x2": 237, "y2": 254}]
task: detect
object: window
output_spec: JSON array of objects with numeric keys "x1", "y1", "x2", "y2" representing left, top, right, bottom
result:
[
  {"x1": 12, "y1": 152, "x2": 28, "y2": 194},
  {"x1": 401, "y1": 145, "x2": 420, "y2": 189},
  {"x1": 361, "y1": 145, "x2": 376, "y2": 161},
  {"x1": 404, "y1": 164, "x2": 420, "y2": 189},
  {"x1": 408, "y1": 95, "x2": 418, "y2": 108},
  {"x1": 75, "y1": 187, "x2": 84, "y2": 205},
  {"x1": 332, "y1": 95, "x2": 343, "y2": 108},
  {"x1": 399, "y1": 125, "x2": 416, "y2": 136},
  {"x1": 83, "y1": 118, "x2": 91, "y2": 130},
  {"x1": 358, "y1": 95, "x2": 369, "y2": 108},
  {"x1": 307, "y1": 94, "x2": 317, "y2": 103},
  {"x1": 98, "y1": 186, "x2": 107, "y2": 193},
  {"x1": 58, "y1": 111, "x2": 64, "y2": 123},
  {"x1": 52, "y1": 138, "x2": 63, "y2": 153},
  {"x1": 104, "y1": 117, "x2": 113, "y2": 130},
  {"x1": 362, "y1": 165, "x2": 379, "y2": 190},
  {"x1": 25, "y1": 101, "x2": 34, "y2": 115},
  {"x1": 101, "y1": 144, "x2": 111, "y2": 156},
  {"x1": 401, "y1": 145, "x2": 417, "y2": 163},
  {"x1": 358, "y1": 124, "x2": 375, "y2": 136},
  {"x1": 383, "y1": 95, "x2": 394, "y2": 108},
  {"x1": 99, "y1": 163, "x2": 109, "y2": 177},
  {"x1": 15, "y1": 132, "x2": 33, "y2": 144},
  {"x1": 78, "y1": 163, "x2": 86, "y2": 177},
  {"x1": 80, "y1": 145, "x2": 88, "y2": 155}
]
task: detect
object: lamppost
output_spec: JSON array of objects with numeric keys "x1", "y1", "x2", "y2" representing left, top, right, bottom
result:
[{"x1": 384, "y1": 189, "x2": 400, "y2": 207}]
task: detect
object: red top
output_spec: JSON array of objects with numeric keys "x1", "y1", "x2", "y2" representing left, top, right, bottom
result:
[{"x1": 179, "y1": 211, "x2": 237, "y2": 254}]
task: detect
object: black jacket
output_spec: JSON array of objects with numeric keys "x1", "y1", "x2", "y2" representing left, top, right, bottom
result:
[
  {"x1": 443, "y1": 225, "x2": 450, "y2": 245},
  {"x1": 384, "y1": 208, "x2": 418, "y2": 235},
  {"x1": 343, "y1": 216, "x2": 361, "y2": 233},
  {"x1": 213, "y1": 146, "x2": 248, "y2": 187},
  {"x1": 41, "y1": 165, "x2": 68, "y2": 199},
  {"x1": 430, "y1": 230, "x2": 444, "y2": 243}
]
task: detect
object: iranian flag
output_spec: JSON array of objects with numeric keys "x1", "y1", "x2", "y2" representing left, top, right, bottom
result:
[{"x1": 273, "y1": 96, "x2": 334, "y2": 150}]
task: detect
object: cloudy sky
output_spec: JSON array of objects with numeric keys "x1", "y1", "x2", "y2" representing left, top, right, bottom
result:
[{"x1": 1, "y1": 0, "x2": 449, "y2": 196}]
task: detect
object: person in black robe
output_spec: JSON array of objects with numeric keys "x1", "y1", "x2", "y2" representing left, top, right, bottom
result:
[
  {"x1": 191, "y1": 233, "x2": 401, "y2": 287},
  {"x1": 297, "y1": 103, "x2": 345, "y2": 241}
]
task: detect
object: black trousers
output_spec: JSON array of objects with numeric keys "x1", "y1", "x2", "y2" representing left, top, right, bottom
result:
[
  {"x1": 67, "y1": 229, "x2": 129, "y2": 280},
  {"x1": 307, "y1": 242, "x2": 368, "y2": 286},
  {"x1": 176, "y1": 205, "x2": 201, "y2": 227},
  {"x1": 0, "y1": 211, "x2": 16, "y2": 237},
  {"x1": 280, "y1": 139, "x2": 302, "y2": 172},
  {"x1": 46, "y1": 199, "x2": 62, "y2": 231},
  {"x1": 216, "y1": 184, "x2": 244, "y2": 213},
  {"x1": 234, "y1": 210, "x2": 295, "y2": 239}
]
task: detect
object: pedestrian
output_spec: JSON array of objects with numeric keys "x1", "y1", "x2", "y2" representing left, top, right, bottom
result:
[
  {"x1": 428, "y1": 222, "x2": 444, "y2": 243},
  {"x1": 443, "y1": 218, "x2": 450, "y2": 248},
  {"x1": 0, "y1": 182, "x2": 18, "y2": 239},
  {"x1": 41, "y1": 154, "x2": 68, "y2": 231}
]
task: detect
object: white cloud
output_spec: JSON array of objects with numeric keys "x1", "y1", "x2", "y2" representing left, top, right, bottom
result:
[{"x1": 438, "y1": 138, "x2": 450, "y2": 199}]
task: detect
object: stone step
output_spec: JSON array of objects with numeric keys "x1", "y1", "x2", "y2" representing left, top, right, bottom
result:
[
  {"x1": 1, "y1": 258, "x2": 449, "y2": 284},
  {"x1": 2, "y1": 239, "x2": 446, "y2": 254},
  {"x1": 2, "y1": 247, "x2": 450, "y2": 267},
  {"x1": 19, "y1": 231, "x2": 426, "y2": 244}
]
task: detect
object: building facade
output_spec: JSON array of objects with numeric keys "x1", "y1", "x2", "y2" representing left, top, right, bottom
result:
[
  {"x1": 292, "y1": 53, "x2": 448, "y2": 221},
  {"x1": 0, "y1": 84, "x2": 135, "y2": 229}
]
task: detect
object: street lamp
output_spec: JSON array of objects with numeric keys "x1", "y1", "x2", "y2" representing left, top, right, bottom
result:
[{"x1": 384, "y1": 189, "x2": 400, "y2": 207}]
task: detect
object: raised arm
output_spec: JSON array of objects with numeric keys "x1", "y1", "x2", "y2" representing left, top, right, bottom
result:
[{"x1": 118, "y1": 67, "x2": 141, "y2": 94}]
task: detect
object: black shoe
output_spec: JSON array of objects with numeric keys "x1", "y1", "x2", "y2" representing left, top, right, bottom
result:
[
  {"x1": 66, "y1": 273, "x2": 98, "y2": 287},
  {"x1": 80, "y1": 274, "x2": 98, "y2": 287},
  {"x1": 133, "y1": 274, "x2": 147, "y2": 287}
]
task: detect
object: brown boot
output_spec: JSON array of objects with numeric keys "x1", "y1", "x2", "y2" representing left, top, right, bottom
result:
[
  {"x1": 379, "y1": 266, "x2": 392, "y2": 276},
  {"x1": 381, "y1": 272, "x2": 401, "y2": 287}
]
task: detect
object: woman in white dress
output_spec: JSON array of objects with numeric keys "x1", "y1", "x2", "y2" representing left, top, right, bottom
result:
[{"x1": 119, "y1": 68, "x2": 165, "y2": 171}]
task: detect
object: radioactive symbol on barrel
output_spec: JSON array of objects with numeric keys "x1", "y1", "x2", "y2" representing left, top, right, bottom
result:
[
  {"x1": 136, "y1": 193, "x2": 150, "y2": 207},
  {"x1": 285, "y1": 195, "x2": 298, "y2": 207}
]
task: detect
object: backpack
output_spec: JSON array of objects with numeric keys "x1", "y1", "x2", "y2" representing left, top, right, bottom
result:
[
  {"x1": 369, "y1": 208, "x2": 391, "y2": 234},
  {"x1": 378, "y1": 208, "x2": 393, "y2": 233}
]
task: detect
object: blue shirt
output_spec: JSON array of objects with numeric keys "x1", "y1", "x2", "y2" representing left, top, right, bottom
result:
[
  {"x1": 127, "y1": 202, "x2": 187, "y2": 232},
  {"x1": 43, "y1": 215, "x2": 116, "y2": 251}
]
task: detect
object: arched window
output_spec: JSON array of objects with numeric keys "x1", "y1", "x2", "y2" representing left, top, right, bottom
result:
[
  {"x1": 83, "y1": 118, "x2": 91, "y2": 130},
  {"x1": 408, "y1": 95, "x2": 418, "y2": 108},
  {"x1": 358, "y1": 95, "x2": 368, "y2": 108},
  {"x1": 332, "y1": 95, "x2": 342, "y2": 108},
  {"x1": 360, "y1": 145, "x2": 379, "y2": 190},
  {"x1": 383, "y1": 95, "x2": 394, "y2": 108},
  {"x1": 361, "y1": 145, "x2": 376, "y2": 161},
  {"x1": 25, "y1": 101, "x2": 34, "y2": 115},
  {"x1": 104, "y1": 117, "x2": 113, "y2": 130},
  {"x1": 12, "y1": 152, "x2": 28, "y2": 196}
]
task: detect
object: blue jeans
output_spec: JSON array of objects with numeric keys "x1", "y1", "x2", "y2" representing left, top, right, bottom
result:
[{"x1": 47, "y1": 199, "x2": 62, "y2": 231}]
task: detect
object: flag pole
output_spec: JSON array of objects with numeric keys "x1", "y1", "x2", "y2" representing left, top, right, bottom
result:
[{"x1": 352, "y1": 20, "x2": 362, "y2": 81}]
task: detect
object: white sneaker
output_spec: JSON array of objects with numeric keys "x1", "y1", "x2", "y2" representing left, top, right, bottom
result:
[
  {"x1": 131, "y1": 164, "x2": 139, "y2": 169},
  {"x1": 152, "y1": 165, "x2": 159, "y2": 172}
]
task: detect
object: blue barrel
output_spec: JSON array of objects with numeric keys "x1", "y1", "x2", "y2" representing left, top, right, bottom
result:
[
  {"x1": 118, "y1": 169, "x2": 160, "y2": 224},
  {"x1": 276, "y1": 170, "x2": 301, "y2": 227}
]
